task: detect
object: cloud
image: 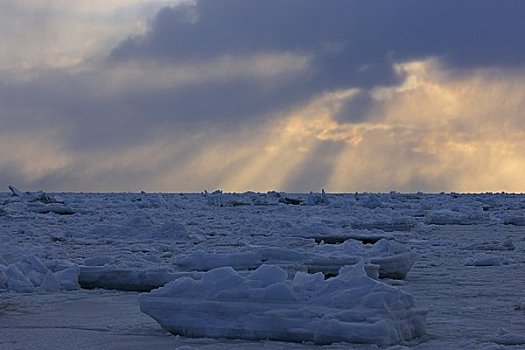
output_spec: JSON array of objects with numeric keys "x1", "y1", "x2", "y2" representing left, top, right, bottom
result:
[
  {"x1": 112, "y1": 1, "x2": 525, "y2": 75},
  {"x1": 0, "y1": 0, "x2": 187, "y2": 72},
  {"x1": 2, "y1": 1, "x2": 525, "y2": 192},
  {"x1": 104, "y1": 0, "x2": 525, "y2": 132},
  {"x1": 327, "y1": 60, "x2": 525, "y2": 192},
  {"x1": 0, "y1": 49, "x2": 312, "y2": 153},
  {"x1": 0, "y1": 128, "x2": 72, "y2": 186},
  {"x1": 333, "y1": 91, "x2": 377, "y2": 123},
  {"x1": 5, "y1": 59, "x2": 524, "y2": 193}
]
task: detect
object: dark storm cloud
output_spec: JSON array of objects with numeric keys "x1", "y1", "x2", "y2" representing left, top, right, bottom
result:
[
  {"x1": 107, "y1": 0, "x2": 525, "y2": 124},
  {"x1": 113, "y1": 0, "x2": 525, "y2": 77},
  {"x1": 0, "y1": 68, "x2": 308, "y2": 152},
  {"x1": 3, "y1": 0, "x2": 525, "y2": 192},
  {"x1": 334, "y1": 91, "x2": 377, "y2": 123},
  {"x1": 0, "y1": 75, "x2": 149, "y2": 151},
  {"x1": 117, "y1": 76, "x2": 312, "y2": 124},
  {"x1": 111, "y1": 0, "x2": 402, "y2": 88},
  {"x1": 6, "y1": 0, "x2": 524, "y2": 147}
]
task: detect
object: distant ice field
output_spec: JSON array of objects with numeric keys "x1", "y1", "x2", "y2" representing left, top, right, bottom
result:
[{"x1": 1, "y1": 190, "x2": 524, "y2": 349}]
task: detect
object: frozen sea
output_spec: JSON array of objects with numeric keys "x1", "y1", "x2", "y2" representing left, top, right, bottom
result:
[{"x1": 1, "y1": 190, "x2": 524, "y2": 349}]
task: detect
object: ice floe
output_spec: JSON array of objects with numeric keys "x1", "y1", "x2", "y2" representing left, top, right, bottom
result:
[
  {"x1": 465, "y1": 253, "x2": 511, "y2": 266},
  {"x1": 78, "y1": 266, "x2": 198, "y2": 292},
  {"x1": 0, "y1": 252, "x2": 79, "y2": 292},
  {"x1": 172, "y1": 238, "x2": 416, "y2": 280},
  {"x1": 139, "y1": 263, "x2": 427, "y2": 345},
  {"x1": 2, "y1": 188, "x2": 525, "y2": 348},
  {"x1": 488, "y1": 328, "x2": 525, "y2": 345}
]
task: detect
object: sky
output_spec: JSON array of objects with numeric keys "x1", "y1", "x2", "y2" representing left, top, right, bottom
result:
[{"x1": 2, "y1": 0, "x2": 525, "y2": 193}]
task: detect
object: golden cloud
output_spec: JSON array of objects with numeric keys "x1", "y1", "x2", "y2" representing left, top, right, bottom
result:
[{"x1": 2, "y1": 58, "x2": 525, "y2": 192}]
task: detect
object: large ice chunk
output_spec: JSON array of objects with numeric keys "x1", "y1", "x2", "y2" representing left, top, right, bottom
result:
[
  {"x1": 312, "y1": 239, "x2": 417, "y2": 279},
  {"x1": 140, "y1": 263, "x2": 427, "y2": 345},
  {"x1": 0, "y1": 254, "x2": 80, "y2": 292},
  {"x1": 424, "y1": 208, "x2": 488, "y2": 225},
  {"x1": 173, "y1": 239, "x2": 415, "y2": 280},
  {"x1": 173, "y1": 252, "x2": 264, "y2": 271},
  {"x1": 78, "y1": 265, "x2": 197, "y2": 292}
]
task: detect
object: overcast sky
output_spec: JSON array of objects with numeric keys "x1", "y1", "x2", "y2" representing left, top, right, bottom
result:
[{"x1": 2, "y1": 0, "x2": 525, "y2": 192}]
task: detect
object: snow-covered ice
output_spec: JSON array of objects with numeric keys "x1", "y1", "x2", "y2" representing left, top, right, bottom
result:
[
  {"x1": 486, "y1": 328, "x2": 525, "y2": 345},
  {"x1": 0, "y1": 252, "x2": 79, "y2": 292},
  {"x1": 173, "y1": 238, "x2": 416, "y2": 280},
  {"x1": 1, "y1": 189, "x2": 525, "y2": 349},
  {"x1": 139, "y1": 263, "x2": 427, "y2": 345}
]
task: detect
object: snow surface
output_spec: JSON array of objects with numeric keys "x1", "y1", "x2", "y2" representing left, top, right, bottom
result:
[
  {"x1": 1, "y1": 190, "x2": 525, "y2": 349},
  {"x1": 139, "y1": 263, "x2": 426, "y2": 345}
]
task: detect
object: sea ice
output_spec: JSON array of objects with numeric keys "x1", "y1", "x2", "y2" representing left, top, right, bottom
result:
[
  {"x1": 83, "y1": 255, "x2": 117, "y2": 267},
  {"x1": 0, "y1": 253, "x2": 80, "y2": 292},
  {"x1": 8, "y1": 185, "x2": 64, "y2": 204},
  {"x1": 312, "y1": 239, "x2": 417, "y2": 279},
  {"x1": 304, "y1": 189, "x2": 330, "y2": 205},
  {"x1": 139, "y1": 263, "x2": 427, "y2": 345},
  {"x1": 424, "y1": 208, "x2": 487, "y2": 225},
  {"x1": 360, "y1": 193, "x2": 383, "y2": 209},
  {"x1": 465, "y1": 253, "x2": 507, "y2": 266},
  {"x1": 0, "y1": 265, "x2": 7, "y2": 288},
  {"x1": 2, "y1": 190, "x2": 524, "y2": 349},
  {"x1": 503, "y1": 216, "x2": 525, "y2": 226},
  {"x1": 5, "y1": 264, "x2": 35, "y2": 292},
  {"x1": 78, "y1": 265, "x2": 199, "y2": 291},
  {"x1": 26, "y1": 203, "x2": 75, "y2": 215},
  {"x1": 172, "y1": 238, "x2": 415, "y2": 280},
  {"x1": 488, "y1": 328, "x2": 525, "y2": 345}
]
